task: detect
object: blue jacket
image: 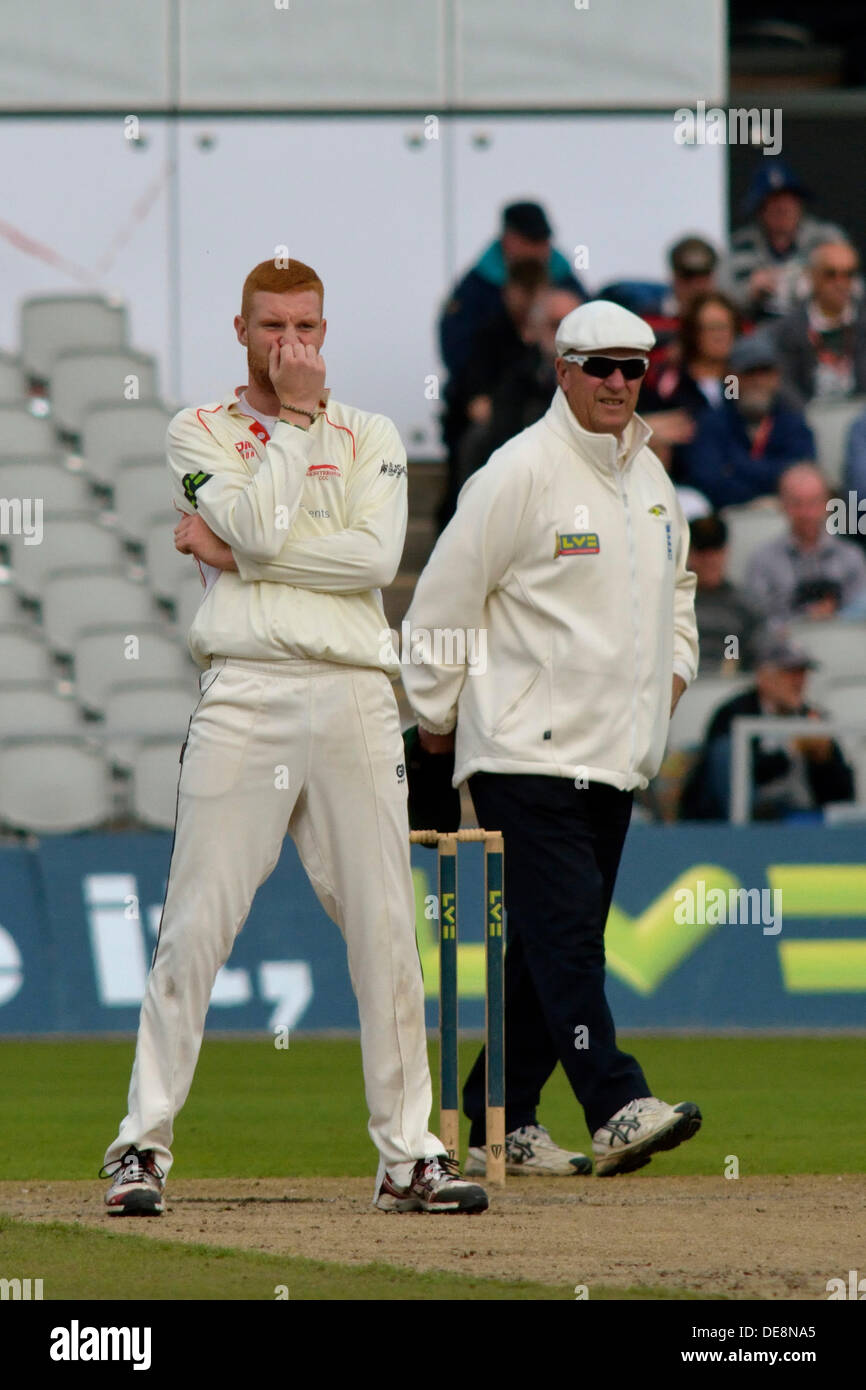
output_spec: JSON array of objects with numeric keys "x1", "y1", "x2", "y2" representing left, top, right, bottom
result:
[
  {"x1": 439, "y1": 239, "x2": 586, "y2": 379},
  {"x1": 679, "y1": 397, "x2": 816, "y2": 508}
]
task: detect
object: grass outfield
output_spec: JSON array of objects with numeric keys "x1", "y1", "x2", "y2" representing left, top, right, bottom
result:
[
  {"x1": 0, "y1": 1215, "x2": 714, "y2": 1301},
  {"x1": 0, "y1": 1035, "x2": 863, "y2": 1180}
]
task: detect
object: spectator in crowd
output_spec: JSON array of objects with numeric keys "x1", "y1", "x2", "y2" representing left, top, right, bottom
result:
[
  {"x1": 452, "y1": 284, "x2": 582, "y2": 493},
  {"x1": 640, "y1": 291, "x2": 741, "y2": 473},
  {"x1": 775, "y1": 240, "x2": 866, "y2": 405},
  {"x1": 448, "y1": 259, "x2": 549, "y2": 444},
  {"x1": 688, "y1": 514, "x2": 759, "y2": 673},
  {"x1": 679, "y1": 629, "x2": 855, "y2": 820},
  {"x1": 645, "y1": 236, "x2": 721, "y2": 363},
  {"x1": 843, "y1": 405, "x2": 866, "y2": 556},
  {"x1": 437, "y1": 203, "x2": 583, "y2": 528},
  {"x1": 744, "y1": 462, "x2": 866, "y2": 620},
  {"x1": 439, "y1": 201, "x2": 587, "y2": 381},
  {"x1": 722, "y1": 159, "x2": 849, "y2": 322},
  {"x1": 678, "y1": 332, "x2": 816, "y2": 508}
]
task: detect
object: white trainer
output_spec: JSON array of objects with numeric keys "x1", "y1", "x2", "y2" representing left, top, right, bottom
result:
[
  {"x1": 593, "y1": 1097, "x2": 701, "y2": 1176},
  {"x1": 464, "y1": 1123, "x2": 592, "y2": 1177},
  {"x1": 101, "y1": 1145, "x2": 165, "y2": 1215}
]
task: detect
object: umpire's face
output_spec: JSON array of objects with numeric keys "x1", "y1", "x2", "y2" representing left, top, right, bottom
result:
[{"x1": 555, "y1": 346, "x2": 642, "y2": 439}]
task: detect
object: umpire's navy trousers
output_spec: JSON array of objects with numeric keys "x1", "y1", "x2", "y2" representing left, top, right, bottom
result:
[{"x1": 463, "y1": 772, "x2": 651, "y2": 1143}]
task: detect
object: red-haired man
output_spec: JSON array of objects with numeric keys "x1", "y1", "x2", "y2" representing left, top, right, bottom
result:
[{"x1": 101, "y1": 259, "x2": 487, "y2": 1217}]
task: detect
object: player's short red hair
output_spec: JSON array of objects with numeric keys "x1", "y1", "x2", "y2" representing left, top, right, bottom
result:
[{"x1": 241, "y1": 258, "x2": 324, "y2": 320}]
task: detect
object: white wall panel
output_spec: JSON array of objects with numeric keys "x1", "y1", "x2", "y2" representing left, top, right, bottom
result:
[
  {"x1": 0, "y1": 1, "x2": 169, "y2": 109},
  {"x1": 179, "y1": 0, "x2": 446, "y2": 109},
  {"x1": 0, "y1": 120, "x2": 172, "y2": 395},
  {"x1": 455, "y1": 0, "x2": 725, "y2": 108},
  {"x1": 176, "y1": 119, "x2": 446, "y2": 449},
  {"x1": 451, "y1": 117, "x2": 726, "y2": 290}
]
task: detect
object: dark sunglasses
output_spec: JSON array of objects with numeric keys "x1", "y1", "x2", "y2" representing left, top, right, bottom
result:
[{"x1": 561, "y1": 353, "x2": 649, "y2": 381}]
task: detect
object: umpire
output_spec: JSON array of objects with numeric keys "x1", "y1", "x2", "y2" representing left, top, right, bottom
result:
[{"x1": 402, "y1": 300, "x2": 702, "y2": 1177}]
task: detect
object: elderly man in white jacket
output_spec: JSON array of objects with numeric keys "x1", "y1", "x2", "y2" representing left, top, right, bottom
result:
[{"x1": 403, "y1": 300, "x2": 702, "y2": 1177}]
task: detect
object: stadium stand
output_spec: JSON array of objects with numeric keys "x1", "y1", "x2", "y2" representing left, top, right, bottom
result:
[
  {"x1": 666, "y1": 674, "x2": 753, "y2": 752},
  {"x1": 129, "y1": 738, "x2": 187, "y2": 830},
  {"x1": 720, "y1": 502, "x2": 788, "y2": 586},
  {"x1": 807, "y1": 396, "x2": 866, "y2": 486},
  {"x1": 41, "y1": 568, "x2": 161, "y2": 655},
  {"x1": 81, "y1": 401, "x2": 175, "y2": 489},
  {"x1": 20, "y1": 294, "x2": 127, "y2": 383},
  {"x1": 102, "y1": 680, "x2": 194, "y2": 771},
  {"x1": 0, "y1": 458, "x2": 91, "y2": 512},
  {"x1": 0, "y1": 735, "x2": 112, "y2": 833},
  {"x1": 7, "y1": 513, "x2": 123, "y2": 601},
  {"x1": 0, "y1": 405, "x2": 55, "y2": 454},
  {"x1": 73, "y1": 624, "x2": 193, "y2": 713},
  {"x1": 113, "y1": 457, "x2": 175, "y2": 540},
  {"x1": 0, "y1": 350, "x2": 26, "y2": 403},
  {"x1": 49, "y1": 348, "x2": 158, "y2": 437}
]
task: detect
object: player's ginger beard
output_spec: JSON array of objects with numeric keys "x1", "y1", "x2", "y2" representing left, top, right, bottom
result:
[{"x1": 246, "y1": 343, "x2": 273, "y2": 395}]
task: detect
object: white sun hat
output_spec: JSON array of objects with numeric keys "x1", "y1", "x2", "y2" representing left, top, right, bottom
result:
[{"x1": 555, "y1": 299, "x2": 656, "y2": 356}]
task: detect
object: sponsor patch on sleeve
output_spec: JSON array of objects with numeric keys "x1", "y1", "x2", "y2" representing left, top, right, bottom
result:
[
  {"x1": 555, "y1": 531, "x2": 600, "y2": 556},
  {"x1": 181, "y1": 471, "x2": 213, "y2": 508}
]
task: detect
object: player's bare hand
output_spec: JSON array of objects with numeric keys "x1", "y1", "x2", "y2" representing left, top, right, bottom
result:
[
  {"x1": 670, "y1": 673, "x2": 687, "y2": 716},
  {"x1": 418, "y1": 727, "x2": 456, "y2": 754},
  {"x1": 269, "y1": 340, "x2": 326, "y2": 411},
  {"x1": 174, "y1": 514, "x2": 237, "y2": 571}
]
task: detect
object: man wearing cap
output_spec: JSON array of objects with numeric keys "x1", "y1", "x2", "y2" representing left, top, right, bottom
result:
[
  {"x1": 679, "y1": 630, "x2": 855, "y2": 821},
  {"x1": 437, "y1": 201, "x2": 587, "y2": 529},
  {"x1": 403, "y1": 300, "x2": 703, "y2": 1179},
  {"x1": 679, "y1": 331, "x2": 815, "y2": 509},
  {"x1": 721, "y1": 158, "x2": 849, "y2": 322}
]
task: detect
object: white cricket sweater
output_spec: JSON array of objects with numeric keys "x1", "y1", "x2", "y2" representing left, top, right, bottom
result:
[
  {"x1": 166, "y1": 387, "x2": 407, "y2": 673},
  {"x1": 401, "y1": 387, "x2": 699, "y2": 791}
]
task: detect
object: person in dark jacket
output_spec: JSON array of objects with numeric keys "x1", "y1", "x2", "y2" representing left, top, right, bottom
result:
[
  {"x1": 439, "y1": 201, "x2": 587, "y2": 380},
  {"x1": 679, "y1": 332, "x2": 816, "y2": 508},
  {"x1": 774, "y1": 240, "x2": 866, "y2": 405},
  {"x1": 679, "y1": 630, "x2": 855, "y2": 820},
  {"x1": 688, "y1": 513, "x2": 759, "y2": 673}
]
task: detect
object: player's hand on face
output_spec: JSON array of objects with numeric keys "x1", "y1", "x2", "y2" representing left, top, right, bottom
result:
[{"x1": 269, "y1": 340, "x2": 326, "y2": 412}]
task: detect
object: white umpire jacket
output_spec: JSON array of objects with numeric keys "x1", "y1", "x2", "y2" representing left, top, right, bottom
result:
[
  {"x1": 166, "y1": 388, "x2": 407, "y2": 674},
  {"x1": 402, "y1": 386, "x2": 699, "y2": 792}
]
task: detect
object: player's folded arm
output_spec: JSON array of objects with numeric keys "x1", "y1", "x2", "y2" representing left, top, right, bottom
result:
[
  {"x1": 167, "y1": 414, "x2": 310, "y2": 561},
  {"x1": 233, "y1": 416, "x2": 409, "y2": 592}
]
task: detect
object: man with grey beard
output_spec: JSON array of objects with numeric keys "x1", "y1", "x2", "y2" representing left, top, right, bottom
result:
[{"x1": 679, "y1": 333, "x2": 816, "y2": 509}]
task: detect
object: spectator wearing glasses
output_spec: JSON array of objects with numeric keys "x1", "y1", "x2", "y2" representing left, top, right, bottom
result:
[
  {"x1": 775, "y1": 241, "x2": 866, "y2": 405},
  {"x1": 402, "y1": 300, "x2": 702, "y2": 1181}
]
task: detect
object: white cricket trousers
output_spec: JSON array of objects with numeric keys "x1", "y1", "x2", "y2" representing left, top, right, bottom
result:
[{"x1": 104, "y1": 656, "x2": 442, "y2": 1182}]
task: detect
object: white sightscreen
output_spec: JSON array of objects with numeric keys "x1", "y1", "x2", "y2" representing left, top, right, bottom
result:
[{"x1": 0, "y1": 1, "x2": 724, "y2": 111}]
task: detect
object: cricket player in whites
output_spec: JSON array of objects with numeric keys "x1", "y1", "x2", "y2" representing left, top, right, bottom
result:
[{"x1": 101, "y1": 258, "x2": 487, "y2": 1216}]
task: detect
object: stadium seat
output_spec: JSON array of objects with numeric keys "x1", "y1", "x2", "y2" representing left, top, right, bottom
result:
[
  {"x1": 0, "y1": 735, "x2": 112, "y2": 832},
  {"x1": 102, "y1": 679, "x2": 194, "y2": 769},
  {"x1": 81, "y1": 401, "x2": 174, "y2": 489},
  {"x1": 0, "y1": 626, "x2": 55, "y2": 681},
  {"x1": 0, "y1": 406, "x2": 56, "y2": 455},
  {"x1": 0, "y1": 683, "x2": 82, "y2": 737},
  {"x1": 20, "y1": 294, "x2": 127, "y2": 382},
  {"x1": 0, "y1": 351, "x2": 26, "y2": 404},
  {"x1": 114, "y1": 457, "x2": 173, "y2": 540},
  {"x1": 41, "y1": 567, "x2": 158, "y2": 655},
  {"x1": 667, "y1": 674, "x2": 752, "y2": 751},
  {"x1": 721, "y1": 502, "x2": 788, "y2": 586},
  {"x1": 49, "y1": 348, "x2": 158, "y2": 437},
  {"x1": 0, "y1": 585, "x2": 27, "y2": 625},
  {"x1": 806, "y1": 396, "x2": 866, "y2": 487},
  {"x1": 73, "y1": 623, "x2": 193, "y2": 712},
  {"x1": 145, "y1": 517, "x2": 197, "y2": 602},
  {"x1": 6, "y1": 512, "x2": 122, "y2": 602},
  {"x1": 787, "y1": 619, "x2": 866, "y2": 690},
  {"x1": 130, "y1": 737, "x2": 185, "y2": 829},
  {"x1": 0, "y1": 459, "x2": 92, "y2": 514}
]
